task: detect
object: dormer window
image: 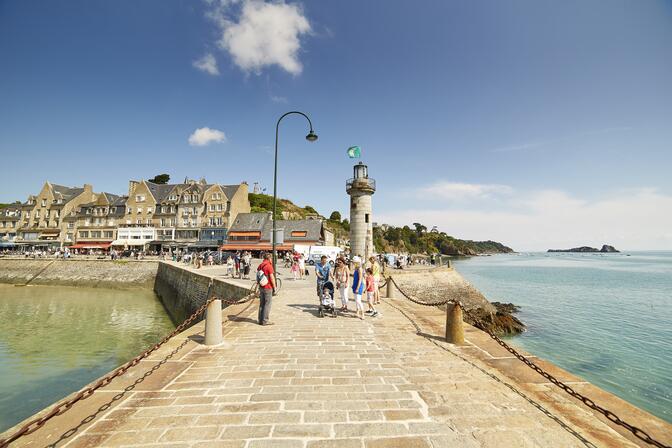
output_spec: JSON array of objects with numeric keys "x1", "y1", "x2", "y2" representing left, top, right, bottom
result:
[
  {"x1": 41, "y1": 199, "x2": 46, "y2": 207},
  {"x1": 135, "y1": 195, "x2": 145, "y2": 202}
]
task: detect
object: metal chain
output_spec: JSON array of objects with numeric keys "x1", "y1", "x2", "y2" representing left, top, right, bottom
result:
[
  {"x1": 0, "y1": 285, "x2": 259, "y2": 448},
  {"x1": 386, "y1": 275, "x2": 670, "y2": 448},
  {"x1": 388, "y1": 276, "x2": 456, "y2": 307}
]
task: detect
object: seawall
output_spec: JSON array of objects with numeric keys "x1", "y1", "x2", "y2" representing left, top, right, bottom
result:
[
  {"x1": 0, "y1": 258, "x2": 158, "y2": 289},
  {"x1": 153, "y1": 261, "x2": 251, "y2": 324}
]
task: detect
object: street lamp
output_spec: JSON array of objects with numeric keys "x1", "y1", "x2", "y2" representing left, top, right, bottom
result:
[{"x1": 272, "y1": 111, "x2": 318, "y2": 276}]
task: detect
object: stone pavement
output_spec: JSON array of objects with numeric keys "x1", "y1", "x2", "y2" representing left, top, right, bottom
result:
[{"x1": 9, "y1": 263, "x2": 666, "y2": 448}]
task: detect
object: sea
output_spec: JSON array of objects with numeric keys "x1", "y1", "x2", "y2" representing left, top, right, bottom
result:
[
  {"x1": 0, "y1": 285, "x2": 175, "y2": 434},
  {"x1": 452, "y1": 251, "x2": 672, "y2": 424}
]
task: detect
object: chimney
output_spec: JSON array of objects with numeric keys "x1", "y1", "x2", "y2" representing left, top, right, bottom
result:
[
  {"x1": 128, "y1": 180, "x2": 139, "y2": 196},
  {"x1": 83, "y1": 184, "x2": 93, "y2": 193}
]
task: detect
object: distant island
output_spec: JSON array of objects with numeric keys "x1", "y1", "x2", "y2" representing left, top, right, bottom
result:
[{"x1": 548, "y1": 245, "x2": 619, "y2": 253}]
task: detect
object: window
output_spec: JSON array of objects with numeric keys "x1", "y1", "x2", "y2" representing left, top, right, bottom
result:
[
  {"x1": 137, "y1": 207, "x2": 143, "y2": 214},
  {"x1": 209, "y1": 217, "x2": 216, "y2": 226},
  {"x1": 79, "y1": 231, "x2": 89, "y2": 238},
  {"x1": 135, "y1": 195, "x2": 145, "y2": 202},
  {"x1": 147, "y1": 207, "x2": 153, "y2": 214},
  {"x1": 168, "y1": 194, "x2": 177, "y2": 201},
  {"x1": 291, "y1": 231, "x2": 307, "y2": 237},
  {"x1": 365, "y1": 214, "x2": 370, "y2": 223},
  {"x1": 183, "y1": 219, "x2": 189, "y2": 226},
  {"x1": 111, "y1": 207, "x2": 116, "y2": 213},
  {"x1": 91, "y1": 231, "x2": 101, "y2": 238},
  {"x1": 136, "y1": 218, "x2": 142, "y2": 225},
  {"x1": 210, "y1": 204, "x2": 215, "y2": 212},
  {"x1": 126, "y1": 207, "x2": 131, "y2": 214},
  {"x1": 86, "y1": 209, "x2": 91, "y2": 214},
  {"x1": 66, "y1": 233, "x2": 73, "y2": 241},
  {"x1": 226, "y1": 201, "x2": 231, "y2": 211},
  {"x1": 217, "y1": 204, "x2": 223, "y2": 211},
  {"x1": 67, "y1": 222, "x2": 74, "y2": 229},
  {"x1": 146, "y1": 218, "x2": 151, "y2": 225},
  {"x1": 41, "y1": 199, "x2": 46, "y2": 207},
  {"x1": 217, "y1": 217, "x2": 223, "y2": 226},
  {"x1": 103, "y1": 231, "x2": 113, "y2": 238}
]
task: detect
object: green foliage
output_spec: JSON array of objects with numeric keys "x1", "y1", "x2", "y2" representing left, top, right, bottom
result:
[
  {"x1": 329, "y1": 211, "x2": 342, "y2": 221},
  {"x1": 148, "y1": 173, "x2": 170, "y2": 184},
  {"x1": 0, "y1": 204, "x2": 9, "y2": 209},
  {"x1": 248, "y1": 193, "x2": 283, "y2": 217},
  {"x1": 304, "y1": 205, "x2": 318, "y2": 215},
  {"x1": 376, "y1": 223, "x2": 513, "y2": 255}
]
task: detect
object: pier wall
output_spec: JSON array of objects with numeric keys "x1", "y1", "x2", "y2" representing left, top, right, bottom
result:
[
  {"x1": 153, "y1": 262, "x2": 251, "y2": 324},
  {"x1": 0, "y1": 258, "x2": 158, "y2": 289}
]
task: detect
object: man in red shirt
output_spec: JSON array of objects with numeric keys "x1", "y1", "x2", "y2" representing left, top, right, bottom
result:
[{"x1": 257, "y1": 252, "x2": 276, "y2": 326}]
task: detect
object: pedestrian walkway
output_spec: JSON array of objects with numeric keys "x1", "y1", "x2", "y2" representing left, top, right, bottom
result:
[{"x1": 9, "y1": 266, "x2": 665, "y2": 448}]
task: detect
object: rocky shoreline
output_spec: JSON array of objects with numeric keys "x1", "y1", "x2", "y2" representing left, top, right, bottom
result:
[{"x1": 388, "y1": 268, "x2": 525, "y2": 336}]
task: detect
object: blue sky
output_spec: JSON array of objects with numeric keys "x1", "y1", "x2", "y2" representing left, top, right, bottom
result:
[{"x1": 1, "y1": 0, "x2": 671, "y2": 250}]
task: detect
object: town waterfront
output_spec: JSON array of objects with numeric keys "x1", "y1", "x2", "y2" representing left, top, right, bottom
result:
[
  {"x1": 452, "y1": 251, "x2": 672, "y2": 424},
  {"x1": 0, "y1": 284, "x2": 175, "y2": 433}
]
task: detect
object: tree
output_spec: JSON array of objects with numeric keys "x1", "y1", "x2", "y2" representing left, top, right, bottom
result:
[
  {"x1": 304, "y1": 205, "x2": 318, "y2": 215},
  {"x1": 329, "y1": 211, "x2": 342, "y2": 221},
  {"x1": 413, "y1": 222, "x2": 427, "y2": 234},
  {"x1": 149, "y1": 174, "x2": 170, "y2": 184}
]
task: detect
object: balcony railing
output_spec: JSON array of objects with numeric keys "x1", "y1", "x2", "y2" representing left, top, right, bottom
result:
[{"x1": 346, "y1": 177, "x2": 376, "y2": 192}]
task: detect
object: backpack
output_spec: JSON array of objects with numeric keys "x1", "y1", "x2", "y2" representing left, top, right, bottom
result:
[{"x1": 256, "y1": 268, "x2": 269, "y2": 287}]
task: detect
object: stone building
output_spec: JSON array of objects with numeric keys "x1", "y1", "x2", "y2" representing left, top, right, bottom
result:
[
  {"x1": 15, "y1": 182, "x2": 96, "y2": 249},
  {"x1": 346, "y1": 162, "x2": 376, "y2": 260},
  {"x1": 221, "y1": 212, "x2": 332, "y2": 253},
  {"x1": 0, "y1": 203, "x2": 21, "y2": 248},
  {"x1": 69, "y1": 193, "x2": 125, "y2": 252}
]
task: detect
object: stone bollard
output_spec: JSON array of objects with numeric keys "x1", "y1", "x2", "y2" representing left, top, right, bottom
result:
[
  {"x1": 386, "y1": 279, "x2": 396, "y2": 299},
  {"x1": 445, "y1": 303, "x2": 465, "y2": 344},
  {"x1": 204, "y1": 299, "x2": 223, "y2": 346}
]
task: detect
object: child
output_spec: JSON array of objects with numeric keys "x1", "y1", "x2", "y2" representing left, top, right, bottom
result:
[
  {"x1": 321, "y1": 285, "x2": 334, "y2": 308},
  {"x1": 291, "y1": 260, "x2": 300, "y2": 280},
  {"x1": 351, "y1": 256, "x2": 366, "y2": 320},
  {"x1": 365, "y1": 268, "x2": 379, "y2": 317}
]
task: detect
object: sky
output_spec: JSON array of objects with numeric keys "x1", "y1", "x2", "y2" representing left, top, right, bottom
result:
[{"x1": 1, "y1": 0, "x2": 671, "y2": 251}]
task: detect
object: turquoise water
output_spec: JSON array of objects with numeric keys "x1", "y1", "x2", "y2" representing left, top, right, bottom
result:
[
  {"x1": 452, "y1": 251, "x2": 672, "y2": 423},
  {"x1": 0, "y1": 285, "x2": 175, "y2": 433}
]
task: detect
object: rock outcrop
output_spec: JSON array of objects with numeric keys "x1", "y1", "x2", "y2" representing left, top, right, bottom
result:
[
  {"x1": 387, "y1": 268, "x2": 525, "y2": 336},
  {"x1": 548, "y1": 244, "x2": 620, "y2": 253}
]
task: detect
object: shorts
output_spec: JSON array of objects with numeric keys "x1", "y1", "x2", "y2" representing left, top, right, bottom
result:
[{"x1": 367, "y1": 291, "x2": 374, "y2": 302}]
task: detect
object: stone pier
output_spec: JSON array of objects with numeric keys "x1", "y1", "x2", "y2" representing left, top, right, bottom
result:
[{"x1": 2, "y1": 262, "x2": 670, "y2": 447}]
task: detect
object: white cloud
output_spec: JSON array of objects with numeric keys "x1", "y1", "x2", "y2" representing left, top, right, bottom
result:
[
  {"x1": 193, "y1": 53, "x2": 220, "y2": 75},
  {"x1": 380, "y1": 184, "x2": 672, "y2": 251},
  {"x1": 188, "y1": 127, "x2": 227, "y2": 146},
  {"x1": 207, "y1": 0, "x2": 311, "y2": 75},
  {"x1": 418, "y1": 181, "x2": 514, "y2": 201}
]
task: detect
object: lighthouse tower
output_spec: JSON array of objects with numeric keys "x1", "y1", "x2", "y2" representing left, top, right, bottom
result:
[{"x1": 346, "y1": 162, "x2": 376, "y2": 260}]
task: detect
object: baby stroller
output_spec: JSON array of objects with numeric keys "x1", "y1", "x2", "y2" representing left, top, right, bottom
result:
[{"x1": 318, "y1": 281, "x2": 337, "y2": 318}]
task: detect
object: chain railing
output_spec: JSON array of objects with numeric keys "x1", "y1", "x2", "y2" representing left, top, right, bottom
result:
[
  {"x1": 0, "y1": 283, "x2": 258, "y2": 448},
  {"x1": 384, "y1": 275, "x2": 670, "y2": 448}
]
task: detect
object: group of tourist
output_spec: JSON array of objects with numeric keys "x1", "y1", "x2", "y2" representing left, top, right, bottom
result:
[{"x1": 256, "y1": 253, "x2": 383, "y2": 326}]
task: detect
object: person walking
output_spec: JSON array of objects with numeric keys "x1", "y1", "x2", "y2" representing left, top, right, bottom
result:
[
  {"x1": 351, "y1": 256, "x2": 366, "y2": 320},
  {"x1": 369, "y1": 256, "x2": 382, "y2": 305},
  {"x1": 298, "y1": 253, "x2": 306, "y2": 280},
  {"x1": 256, "y1": 252, "x2": 276, "y2": 326},
  {"x1": 365, "y1": 267, "x2": 379, "y2": 317},
  {"x1": 315, "y1": 255, "x2": 332, "y2": 299},
  {"x1": 334, "y1": 257, "x2": 350, "y2": 311}
]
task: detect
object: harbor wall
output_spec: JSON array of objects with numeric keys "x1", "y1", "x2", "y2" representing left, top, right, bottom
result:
[
  {"x1": 0, "y1": 258, "x2": 158, "y2": 289},
  {"x1": 153, "y1": 262, "x2": 251, "y2": 324}
]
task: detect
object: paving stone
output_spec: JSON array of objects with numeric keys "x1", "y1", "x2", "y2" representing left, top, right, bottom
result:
[
  {"x1": 219, "y1": 425, "x2": 272, "y2": 439},
  {"x1": 307, "y1": 439, "x2": 363, "y2": 448},
  {"x1": 364, "y1": 437, "x2": 431, "y2": 448},
  {"x1": 248, "y1": 411, "x2": 302, "y2": 424},
  {"x1": 272, "y1": 424, "x2": 332, "y2": 437}
]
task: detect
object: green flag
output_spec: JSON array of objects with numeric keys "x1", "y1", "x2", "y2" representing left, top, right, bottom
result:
[{"x1": 347, "y1": 146, "x2": 361, "y2": 158}]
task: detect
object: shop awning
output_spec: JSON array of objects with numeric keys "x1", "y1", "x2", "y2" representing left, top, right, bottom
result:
[
  {"x1": 111, "y1": 239, "x2": 148, "y2": 246},
  {"x1": 220, "y1": 243, "x2": 293, "y2": 251},
  {"x1": 69, "y1": 242, "x2": 112, "y2": 249},
  {"x1": 0, "y1": 242, "x2": 16, "y2": 247},
  {"x1": 192, "y1": 240, "x2": 221, "y2": 248}
]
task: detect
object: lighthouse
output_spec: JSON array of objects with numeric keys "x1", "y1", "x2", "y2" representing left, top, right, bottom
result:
[{"x1": 346, "y1": 162, "x2": 376, "y2": 260}]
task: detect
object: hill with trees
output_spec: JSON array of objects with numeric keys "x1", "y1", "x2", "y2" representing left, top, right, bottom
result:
[{"x1": 247, "y1": 193, "x2": 513, "y2": 255}]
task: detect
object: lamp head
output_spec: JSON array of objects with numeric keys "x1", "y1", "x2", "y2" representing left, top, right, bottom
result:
[{"x1": 305, "y1": 130, "x2": 318, "y2": 142}]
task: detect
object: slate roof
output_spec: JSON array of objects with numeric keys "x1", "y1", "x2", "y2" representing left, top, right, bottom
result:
[
  {"x1": 221, "y1": 184, "x2": 242, "y2": 200},
  {"x1": 230, "y1": 213, "x2": 324, "y2": 242},
  {"x1": 229, "y1": 213, "x2": 270, "y2": 232},
  {"x1": 146, "y1": 182, "x2": 177, "y2": 203},
  {"x1": 51, "y1": 184, "x2": 84, "y2": 201}
]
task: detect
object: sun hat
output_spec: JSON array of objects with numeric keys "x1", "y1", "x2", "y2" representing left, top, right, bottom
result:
[{"x1": 352, "y1": 256, "x2": 362, "y2": 263}]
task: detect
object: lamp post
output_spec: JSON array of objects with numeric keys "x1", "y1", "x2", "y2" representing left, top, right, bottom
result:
[{"x1": 272, "y1": 111, "x2": 318, "y2": 276}]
